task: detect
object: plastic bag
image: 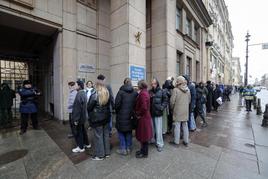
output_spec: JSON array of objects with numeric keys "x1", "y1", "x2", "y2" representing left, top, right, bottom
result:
[{"x1": 216, "y1": 97, "x2": 223, "y2": 105}]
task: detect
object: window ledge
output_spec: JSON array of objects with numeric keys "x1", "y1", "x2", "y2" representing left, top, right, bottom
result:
[{"x1": 176, "y1": 29, "x2": 184, "y2": 36}]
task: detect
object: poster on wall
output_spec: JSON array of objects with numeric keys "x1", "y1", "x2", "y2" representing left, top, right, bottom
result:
[{"x1": 129, "y1": 65, "x2": 146, "y2": 86}]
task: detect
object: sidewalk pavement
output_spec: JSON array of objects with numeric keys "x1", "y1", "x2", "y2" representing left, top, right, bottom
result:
[
  {"x1": 249, "y1": 107, "x2": 268, "y2": 177},
  {"x1": 0, "y1": 94, "x2": 267, "y2": 179}
]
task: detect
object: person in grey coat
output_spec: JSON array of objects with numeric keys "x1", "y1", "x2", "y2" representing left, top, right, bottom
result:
[
  {"x1": 72, "y1": 80, "x2": 90, "y2": 153},
  {"x1": 67, "y1": 81, "x2": 78, "y2": 138},
  {"x1": 170, "y1": 76, "x2": 191, "y2": 146}
]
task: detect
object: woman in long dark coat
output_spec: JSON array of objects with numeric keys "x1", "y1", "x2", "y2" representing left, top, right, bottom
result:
[
  {"x1": 115, "y1": 78, "x2": 138, "y2": 155},
  {"x1": 135, "y1": 80, "x2": 152, "y2": 158}
]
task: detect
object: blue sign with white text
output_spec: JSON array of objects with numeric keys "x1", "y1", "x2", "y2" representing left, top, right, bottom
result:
[{"x1": 129, "y1": 65, "x2": 146, "y2": 82}]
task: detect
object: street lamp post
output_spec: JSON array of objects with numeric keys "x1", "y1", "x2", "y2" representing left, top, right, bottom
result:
[
  {"x1": 244, "y1": 32, "x2": 268, "y2": 86},
  {"x1": 245, "y1": 32, "x2": 250, "y2": 86}
]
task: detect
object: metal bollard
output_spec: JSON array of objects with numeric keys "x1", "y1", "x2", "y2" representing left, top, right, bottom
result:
[
  {"x1": 262, "y1": 104, "x2": 268, "y2": 127},
  {"x1": 256, "y1": 98, "x2": 262, "y2": 115},
  {"x1": 253, "y1": 96, "x2": 257, "y2": 109}
]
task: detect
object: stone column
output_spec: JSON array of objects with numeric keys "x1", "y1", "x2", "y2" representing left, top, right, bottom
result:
[
  {"x1": 151, "y1": 0, "x2": 176, "y2": 83},
  {"x1": 53, "y1": 32, "x2": 63, "y2": 120},
  {"x1": 53, "y1": 0, "x2": 77, "y2": 120},
  {"x1": 110, "y1": 0, "x2": 146, "y2": 92}
]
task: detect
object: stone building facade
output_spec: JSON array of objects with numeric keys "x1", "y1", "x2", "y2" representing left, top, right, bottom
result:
[
  {"x1": 0, "y1": 0, "x2": 211, "y2": 121},
  {"x1": 146, "y1": 0, "x2": 212, "y2": 84},
  {"x1": 202, "y1": 0, "x2": 234, "y2": 84},
  {"x1": 231, "y1": 57, "x2": 242, "y2": 86}
]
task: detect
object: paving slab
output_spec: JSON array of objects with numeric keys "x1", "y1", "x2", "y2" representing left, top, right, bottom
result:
[
  {"x1": 0, "y1": 159, "x2": 28, "y2": 179},
  {"x1": 0, "y1": 130, "x2": 82, "y2": 179},
  {"x1": 212, "y1": 159, "x2": 266, "y2": 179}
]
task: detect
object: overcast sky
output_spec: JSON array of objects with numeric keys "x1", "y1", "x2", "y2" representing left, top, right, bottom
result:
[{"x1": 225, "y1": 0, "x2": 268, "y2": 84}]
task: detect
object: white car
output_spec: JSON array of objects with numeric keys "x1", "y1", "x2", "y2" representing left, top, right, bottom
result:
[{"x1": 254, "y1": 86, "x2": 261, "y2": 92}]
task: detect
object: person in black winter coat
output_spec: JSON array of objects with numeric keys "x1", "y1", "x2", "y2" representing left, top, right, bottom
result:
[
  {"x1": 162, "y1": 77, "x2": 174, "y2": 133},
  {"x1": 115, "y1": 78, "x2": 138, "y2": 155},
  {"x1": 0, "y1": 83, "x2": 16, "y2": 127},
  {"x1": 195, "y1": 83, "x2": 208, "y2": 127},
  {"x1": 87, "y1": 82, "x2": 110, "y2": 160},
  {"x1": 149, "y1": 78, "x2": 168, "y2": 152},
  {"x1": 212, "y1": 84, "x2": 223, "y2": 111},
  {"x1": 71, "y1": 81, "x2": 90, "y2": 153},
  {"x1": 206, "y1": 81, "x2": 213, "y2": 113}
]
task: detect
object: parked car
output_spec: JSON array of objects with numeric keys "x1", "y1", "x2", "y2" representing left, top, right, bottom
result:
[{"x1": 253, "y1": 86, "x2": 261, "y2": 92}]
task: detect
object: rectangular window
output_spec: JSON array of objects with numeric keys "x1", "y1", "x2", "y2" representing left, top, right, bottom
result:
[
  {"x1": 176, "y1": 7, "x2": 181, "y2": 31},
  {"x1": 196, "y1": 61, "x2": 200, "y2": 82},
  {"x1": 186, "y1": 18, "x2": 192, "y2": 37},
  {"x1": 176, "y1": 52, "x2": 182, "y2": 75},
  {"x1": 186, "y1": 57, "x2": 192, "y2": 79}
]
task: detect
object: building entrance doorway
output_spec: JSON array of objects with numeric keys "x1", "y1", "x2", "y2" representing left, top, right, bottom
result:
[
  {"x1": 0, "y1": 59, "x2": 29, "y2": 124},
  {"x1": 0, "y1": 12, "x2": 59, "y2": 129}
]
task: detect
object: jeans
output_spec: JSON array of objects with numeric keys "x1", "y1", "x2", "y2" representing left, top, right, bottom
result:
[
  {"x1": 162, "y1": 109, "x2": 168, "y2": 134},
  {"x1": 153, "y1": 116, "x2": 164, "y2": 148},
  {"x1": 246, "y1": 100, "x2": 252, "y2": 111},
  {"x1": 174, "y1": 121, "x2": 189, "y2": 144},
  {"x1": 69, "y1": 113, "x2": 75, "y2": 135},
  {"x1": 195, "y1": 104, "x2": 206, "y2": 124},
  {"x1": 74, "y1": 123, "x2": 89, "y2": 149},
  {"x1": 188, "y1": 112, "x2": 196, "y2": 130},
  {"x1": 118, "y1": 131, "x2": 132, "y2": 150},
  {"x1": 203, "y1": 104, "x2": 207, "y2": 117},
  {"x1": 93, "y1": 123, "x2": 110, "y2": 157},
  {"x1": 149, "y1": 118, "x2": 155, "y2": 143},
  {"x1": 21, "y1": 113, "x2": 38, "y2": 131}
]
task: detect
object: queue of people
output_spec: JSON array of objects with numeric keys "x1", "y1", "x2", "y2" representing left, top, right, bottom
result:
[
  {"x1": 4, "y1": 74, "x2": 238, "y2": 160},
  {"x1": 65, "y1": 74, "x2": 226, "y2": 160}
]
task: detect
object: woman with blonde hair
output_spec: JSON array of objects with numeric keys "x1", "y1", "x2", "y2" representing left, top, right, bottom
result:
[
  {"x1": 170, "y1": 76, "x2": 191, "y2": 146},
  {"x1": 87, "y1": 81, "x2": 110, "y2": 160}
]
